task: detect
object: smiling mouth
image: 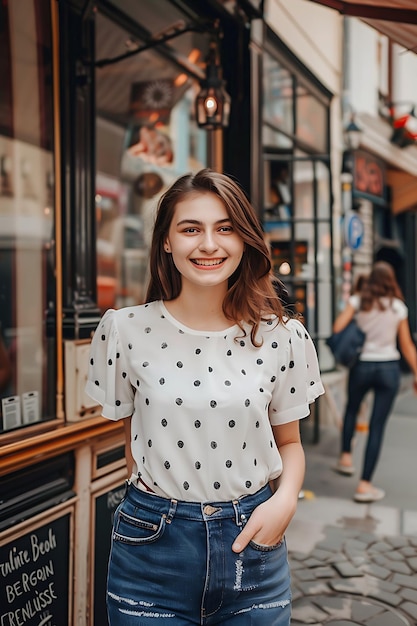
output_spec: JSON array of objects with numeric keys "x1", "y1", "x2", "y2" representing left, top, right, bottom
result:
[{"x1": 191, "y1": 258, "x2": 225, "y2": 267}]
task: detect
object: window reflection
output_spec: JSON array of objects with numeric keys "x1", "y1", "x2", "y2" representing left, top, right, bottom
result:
[
  {"x1": 95, "y1": 11, "x2": 207, "y2": 312},
  {"x1": 0, "y1": 0, "x2": 55, "y2": 432}
]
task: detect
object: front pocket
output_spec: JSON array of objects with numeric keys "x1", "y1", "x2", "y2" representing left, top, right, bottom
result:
[
  {"x1": 113, "y1": 506, "x2": 166, "y2": 545},
  {"x1": 249, "y1": 538, "x2": 283, "y2": 552}
]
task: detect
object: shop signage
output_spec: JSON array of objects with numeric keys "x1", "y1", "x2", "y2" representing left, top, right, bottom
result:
[
  {"x1": 93, "y1": 483, "x2": 125, "y2": 626},
  {"x1": 353, "y1": 151, "x2": 386, "y2": 201},
  {"x1": 0, "y1": 513, "x2": 70, "y2": 626},
  {"x1": 344, "y1": 212, "x2": 364, "y2": 251}
]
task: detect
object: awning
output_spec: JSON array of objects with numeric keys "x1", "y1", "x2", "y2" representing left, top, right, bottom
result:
[{"x1": 307, "y1": 1, "x2": 417, "y2": 52}]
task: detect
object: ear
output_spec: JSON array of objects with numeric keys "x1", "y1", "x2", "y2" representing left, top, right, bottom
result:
[{"x1": 164, "y1": 239, "x2": 171, "y2": 253}]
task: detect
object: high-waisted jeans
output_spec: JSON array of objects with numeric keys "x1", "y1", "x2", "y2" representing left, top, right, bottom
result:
[
  {"x1": 342, "y1": 359, "x2": 401, "y2": 481},
  {"x1": 107, "y1": 482, "x2": 292, "y2": 625}
]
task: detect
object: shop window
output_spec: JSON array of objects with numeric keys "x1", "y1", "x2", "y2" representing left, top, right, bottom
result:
[
  {"x1": 295, "y1": 84, "x2": 328, "y2": 153},
  {"x1": 95, "y1": 9, "x2": 208, "y2": 311},
  {"x1": 263, "y1": 56, "x2": 294, "y2": 136},
  {"x1": 260, "y1": 42, "x2": 333, "y2": 369},
  {"x1": 0, "y1": 0, "x2": 56, "y2": 434}
]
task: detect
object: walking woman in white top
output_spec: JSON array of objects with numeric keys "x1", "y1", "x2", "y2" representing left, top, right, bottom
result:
[
  {"x1": 334, "y1": 261, "x2": 417, "y2": 502},
  {"x1": 86, "y1": 169, "x2": 324, "y2": 625}
]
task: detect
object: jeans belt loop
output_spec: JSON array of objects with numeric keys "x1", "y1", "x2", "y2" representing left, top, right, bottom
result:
[
  {"x1": 166, "y1": 498, "x2": 178, "y2": 523},
  {"x1": 232, "y1": 499, "x2": 244, "y2": 527}
]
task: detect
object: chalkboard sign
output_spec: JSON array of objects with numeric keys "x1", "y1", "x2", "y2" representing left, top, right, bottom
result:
[
  {"x1": 0, "y1": 512, "x2": 71, "y2": 626},
  {"x1": 93, "y1": 483, "x2": 125, "y2": 626}
]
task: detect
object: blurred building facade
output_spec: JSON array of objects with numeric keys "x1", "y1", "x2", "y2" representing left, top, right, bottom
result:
[{"x1": 0, "y1": 0, "x2": 416, "y2": 623}]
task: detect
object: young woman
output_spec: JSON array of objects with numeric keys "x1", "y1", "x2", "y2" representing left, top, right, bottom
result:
[
  {"x1": 86, "y1": 169, "x2": 324, "y2": 625},
  {"x1": 334, "y1": 261, "x2": 417, "y2": 502}
]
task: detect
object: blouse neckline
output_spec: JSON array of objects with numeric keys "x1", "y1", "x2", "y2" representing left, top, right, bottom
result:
[{"x1": 159, "y1": 301, "x2": 240, "y2": 337}]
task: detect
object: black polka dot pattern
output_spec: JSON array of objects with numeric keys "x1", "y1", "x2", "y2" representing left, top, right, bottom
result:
[{"x1": 86, "y1": 303, "x2": 323, "y2": 503}]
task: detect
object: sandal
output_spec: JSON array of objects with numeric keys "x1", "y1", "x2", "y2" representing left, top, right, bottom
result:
[
  {"x1": 334, "y1": 462, "x2": 355, "y2": 476},
  {"x1": 354, "y1": 487, "x2": 385, "y2": 503}
]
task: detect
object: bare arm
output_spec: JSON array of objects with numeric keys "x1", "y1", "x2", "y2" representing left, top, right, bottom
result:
[
  {"x1": 397, "y1": 319, "x2": 417, "y2": 394},
  {"x1": 332, "y1": 302, "x2": 356, "y2": 333},
  {"x1": 123, "y1": 416, "x2": 135, "y2": 477},
  {"x1": 232, "y1": 420, "x2": 305, "y2": 552}
]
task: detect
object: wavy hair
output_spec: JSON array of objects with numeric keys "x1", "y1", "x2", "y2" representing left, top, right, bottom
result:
[
  {"x1": 360, "y1": 261, "x2": 404, "y2": 312},
  {"x1": 145, "y1": 169, "x2": 285, "y2": 345}
]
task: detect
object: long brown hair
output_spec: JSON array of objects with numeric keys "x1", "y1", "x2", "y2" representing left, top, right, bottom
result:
[
  {"x1": 360, "y1": 261, "x2": 404, "y2": 311},
  {"x1": 145, "y1": 169, "x2": 285, "y2": 345}
]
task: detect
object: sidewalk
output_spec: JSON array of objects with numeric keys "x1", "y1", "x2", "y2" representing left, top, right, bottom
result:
[{"x1": 286, "y1": 385, "x2": 417, "y2": 625}]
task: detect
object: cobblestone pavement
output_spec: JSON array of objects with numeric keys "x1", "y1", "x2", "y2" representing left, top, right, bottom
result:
[{"x1": 289, "y1": 525, "x2": 417, "y2": 625}]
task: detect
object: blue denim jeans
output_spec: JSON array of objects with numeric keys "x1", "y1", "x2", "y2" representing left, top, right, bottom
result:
[
  {"x1": 107, "y1": 482, "x2": 292, "y2": 625},
  {"x1": 342, "y1": 360, "x2": 401, "y2": 481}
]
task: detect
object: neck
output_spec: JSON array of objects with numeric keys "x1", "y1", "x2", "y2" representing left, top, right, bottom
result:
[{"x1": 165, "y1": 284, "x2": 232, "y2": 331}]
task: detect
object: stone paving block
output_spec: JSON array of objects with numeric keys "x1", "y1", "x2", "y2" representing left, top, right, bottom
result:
[
  {"x1": 315, "y1": 538, "x2": 345, "y2": 552},
  {"x1": 367, "y1": 588, "x2": 403, "y2": 607},
  {"x1": 329, "y1": 577, "x2": 369, "y2": 595},
  {"x1": 310, "y1": 548, "x2": 334, "y2": 562},
  {"x1": 407, "y1": 555, "x2": 417, "y2": 571},
  {"x1": 385, "y1": 549, "x2": 406, "y2": 562},
  {"x1": 344, "y1": 538, "x2": 369, "y2": 552},
  {"x1": 368, "y1": 540, "x2": 392, "y2": 553},
  {"x1": 400, "y1": 546, "x2": 417, "y2": 557},
  {"x1": 291, "y1": 586, "x2": 304, "y2": 602},
  {"x1": 289, "y1": 560, "x2": 305, "y2": 571},
  {"x1": 326, "y1": 621, "x2": 358, "y2": 626},
  {"x1": 401, "y1": 601, "x2": 417, "y2": 620},
  {"x1": 408, "y1": 537, "x2": 417, "y2": 548},
  {"x1": 312, "y1": 565, "x2": 335, "y2": 578},
  {"x1": 386, "y1": 535, "x2": 410, "y2": 549},
  {"x1": 384, "y1": 560, "x2": 412, "y2": 575},
  {"x1": 360, "y1": 562, "x2": 391, "y2": 579},
  {"x1": 296, "y1": 580, "x2": 331, "y2": 596},
  {"x1": 392, "y1": 572, "x2": 417, "y2": 590},
  {"x1": 367, "y1": 610, "x2": 411, "y2": 626},
  {"x1": 374, "y1": 578, "x2": 400, "y2": 593},
  {"x1": 324, "y1": 552, "x2": 348, "y2": 564},
  {"x1": 400, "y1": 587, "x2": 417, "y2": 603},
  {"x1": 371, "y1": 553, "x2": 390, "y2": 567},
  {"x1": 290, "y1": 551, "x2": 311, "y2": 561},
  {"x1": 333, "y1": 561, "x2": 363, "y2": 578},
  {"x1": 313, "y1": 594, "x2": 352, "y2": 619},
  {"x1": 303, "y1": 557, "x2": 325, "y2": 568},
  {"x1": 292, "y1": 568, "x2": 318, "y2": 581},
  {"x1": 357, "y1": 532, "x2": 379, "y2": 545},
  {"x1": 291, "y1": 598, "x2": 329, "y2": 624},
  {"x1": 351, "y1": 599, "x2": 384, "y2": 622}
]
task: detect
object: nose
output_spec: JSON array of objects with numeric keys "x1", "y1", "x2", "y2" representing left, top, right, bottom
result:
[{"x1": 199, "y1": 230, "x2": 219, "y2": 253}]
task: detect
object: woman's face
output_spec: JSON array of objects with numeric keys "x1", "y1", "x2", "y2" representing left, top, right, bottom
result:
[{"x1": 164, "y1": 192, "x2": 244, "y2": 293}]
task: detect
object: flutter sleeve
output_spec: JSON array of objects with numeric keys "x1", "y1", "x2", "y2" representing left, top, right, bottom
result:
[
  {"x1": 85, "y1": 309, "x2": 135, "y2": 420},
  {"x1": 269, "y1": 319, "x2": 324, "y2": 426}
]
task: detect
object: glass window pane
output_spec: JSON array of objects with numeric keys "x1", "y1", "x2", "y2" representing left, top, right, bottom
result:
[
  {"x1": 95, "y1": 12, "x2": 207, "y2": 312},
  {"x1": 0, "y1": 0, "x2": 56, "y2": 433},
  {"x1": 293, "y1": 159, "x2": 314, "y2": 218},
  {"x1": 295, "y1": 84, "x2": 327, "y2": 152},
  {"x1": 263, "y1": 54, "x2": 293, "y2": 135},
  {"x1": 318, "y1": 222, "x2": 331, "y2": 280},
  {"x1": 316, "y1": 160, "x2": 330, "y2": 218},
  {"x1": 262, "y1": 125, "x2": 293, "y2": 150}
]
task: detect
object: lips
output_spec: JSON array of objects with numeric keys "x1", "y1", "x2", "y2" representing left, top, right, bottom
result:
[{"x1": 191, "y1": 258, "x2": 225, "y2": 267}]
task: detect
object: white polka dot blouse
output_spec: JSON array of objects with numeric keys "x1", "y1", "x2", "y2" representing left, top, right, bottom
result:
[{"x1": 85, "y1": 300, "x2": 324, "y2": 502}]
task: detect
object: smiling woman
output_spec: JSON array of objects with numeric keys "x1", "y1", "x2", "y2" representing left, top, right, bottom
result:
[{"x1": 86, "y1": 168, "x2": 324, "y2": 625}]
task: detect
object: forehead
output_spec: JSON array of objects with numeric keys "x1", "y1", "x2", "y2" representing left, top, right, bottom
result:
[{"x1": 172, "y1": 192, "x2": 229, "y2": 223}]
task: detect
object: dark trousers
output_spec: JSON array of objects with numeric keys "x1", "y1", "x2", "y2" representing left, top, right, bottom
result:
[{"x1": 342, "y1": 360, "x2": 401, "y2": 481}]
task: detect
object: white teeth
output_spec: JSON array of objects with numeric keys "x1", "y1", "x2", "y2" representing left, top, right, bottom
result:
[{"x1": 192, "y1": 259, "x2": 224, "y2": 266}]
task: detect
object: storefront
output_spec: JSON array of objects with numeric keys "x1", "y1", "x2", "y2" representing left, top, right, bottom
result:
[
  {"x1": 0, "y1": 0, "x2": 252, "y2": 623},
  {"x1": 0, "y1": 0, "x2": 341, "y2": 620}
]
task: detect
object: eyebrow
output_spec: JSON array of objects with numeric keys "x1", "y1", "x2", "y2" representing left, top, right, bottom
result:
[{"x1": 176, "y1": 218, "x2": 232, "y2": 226}]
